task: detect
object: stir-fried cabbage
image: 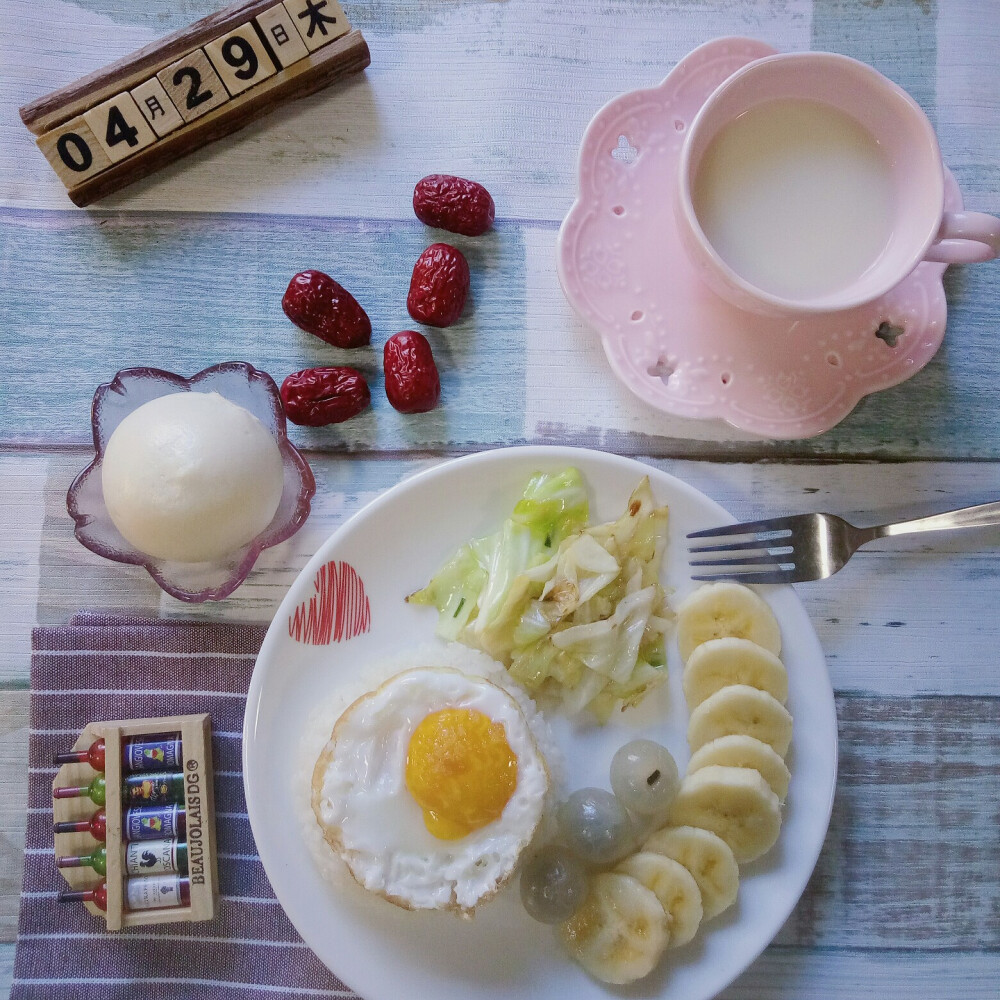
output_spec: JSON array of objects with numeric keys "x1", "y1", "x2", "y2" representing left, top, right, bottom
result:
[{"x1": 407, "y1": 468, "x2": 673, "y2": 720}]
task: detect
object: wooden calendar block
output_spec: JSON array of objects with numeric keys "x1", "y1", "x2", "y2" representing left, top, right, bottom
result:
[
  {"x1": 36, "y1": 115, "x2": 112, "y2": 186},
  {"x1": 21, "y1": 1, "x2": 285, "y2": 137},
  {"x1": 21, "y1": 0, "x2": 368, "y2": 207},
  {"x1": 131, "y1": 78, "x2": 184, "y2": 137},
  {"x1": 83, "y1": 93, "x2": 158, "y2": 164},
  {"x1": 205, "y1": 22, "x2": 277, "y2": 97},
  {"x1": 255, "y1": 3, "x2": 309, "y2": 68},
  {"x1": 157, "y1": 49, "x2": 230, "y2": 123},
  {"x1": 283, "y1": 0, "x2": 349, "y2": 52}
]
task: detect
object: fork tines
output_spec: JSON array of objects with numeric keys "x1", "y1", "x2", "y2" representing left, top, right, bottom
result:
[
  {"x1": 687, "y1": 516, "x2": 801, "y2": 539},
  {"x1": 686, "y1": 520, "x2": 800, "y2": 584}
]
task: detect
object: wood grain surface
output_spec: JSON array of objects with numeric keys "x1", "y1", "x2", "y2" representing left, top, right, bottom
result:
[{"x1": 2, "y1": 0, "x2": 999, "y2": 997}]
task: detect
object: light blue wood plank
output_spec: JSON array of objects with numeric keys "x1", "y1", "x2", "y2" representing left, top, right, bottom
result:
[
  {"x1": 4, "y1": 208, "x2": 1000, "y2": 458},
  {"x1": 0, "y1": 208, "x2": 526, "y2": 451},
  {"x1": 812, "y1": 0, "x2": 938, "y2": 123}
]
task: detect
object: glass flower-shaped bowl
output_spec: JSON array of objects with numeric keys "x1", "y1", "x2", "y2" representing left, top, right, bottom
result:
[{"x1": 67, "y1": 362, "x2": 316, "y2": 602}]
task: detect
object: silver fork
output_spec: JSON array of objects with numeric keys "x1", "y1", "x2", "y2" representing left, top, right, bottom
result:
[{"x1": 687, "y1": 500, "x2": 1000, "y2": 584}]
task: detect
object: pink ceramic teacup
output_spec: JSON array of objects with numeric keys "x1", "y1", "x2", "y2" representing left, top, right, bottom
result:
[{"x1": 676, "y1": 51, "x2": 1000, "y2": 316}]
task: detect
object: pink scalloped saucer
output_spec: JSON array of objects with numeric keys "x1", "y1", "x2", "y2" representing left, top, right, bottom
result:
[{"x1": 557, "y1": 36, "x2": 959, "y2": 439}]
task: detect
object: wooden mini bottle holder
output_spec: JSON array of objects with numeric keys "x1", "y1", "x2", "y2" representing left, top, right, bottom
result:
[
  {"x1": 52, "y1": 714, "x2": 219, "y2": 929},
  {"x1": 20, "y1": 0, "x2": 370, "y2": 206}
]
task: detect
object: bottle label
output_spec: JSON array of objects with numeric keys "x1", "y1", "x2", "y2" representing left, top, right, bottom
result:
[
  {"x1": 126, "y1": 874, "x2": 182, "y2": 911},
  {"x1": 123, "y1": 772, "x2": 185, "y2": 806},
  {"x1": 124, "y1": 735, "x2": 182, "y2": 773},
  {"x1": 125, "y1": 839, "x2": 178, "y2": 876},
  {"x1": 125, "y1": 805, "x2": 180, "y2": 841}
]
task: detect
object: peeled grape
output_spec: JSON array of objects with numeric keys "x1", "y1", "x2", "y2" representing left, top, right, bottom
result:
[
  {"x1": 557, "y1": 787, "x2": 634, "y2": 865},
  {"x1": 610, "y1": 739, "x2": 680, "y2": 822},
  {"x1": 519, "y1": 845, "x2": 588, "y2": 923}
]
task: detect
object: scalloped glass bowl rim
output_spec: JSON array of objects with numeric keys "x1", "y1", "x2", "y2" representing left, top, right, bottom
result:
[{"x1": 66, "y1": 362, "x2": 316, "y2": 603}]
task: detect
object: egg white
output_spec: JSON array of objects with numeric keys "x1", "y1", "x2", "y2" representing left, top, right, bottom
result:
[{"x1": 312, "y1": 666, "x2": 550, "y2": 914}]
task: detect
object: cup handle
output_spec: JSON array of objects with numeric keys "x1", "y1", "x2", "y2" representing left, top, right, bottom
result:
[{"x1": 923, "y1": 211, "x2": 1000, "y2": 264}]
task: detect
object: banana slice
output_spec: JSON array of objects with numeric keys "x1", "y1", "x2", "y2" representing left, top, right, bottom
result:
[
  {"x1": 642, "y1": 825, "x2": 739, "y2": 919},
  {"x1": 667, "y1": 765, "x2": 782, "y2": 863},
  {"x1": 676, "y1": 583, "x2": 781, "y2": 662},
  {"x1": 615, "y1": 851, "x2": 703, "y2": 947},
  {"x1": 557, "y1": 871, "x2": 669, "y2": 985},
  {"x1": 687, "y1": 734, "x2": 791, "y2": 802},
  {"x1": 688, "y1": 684, "x2": 793, "y2": 757},
  {"x1": 683, "y1": 636, "x2": 788, "y2": 709}
]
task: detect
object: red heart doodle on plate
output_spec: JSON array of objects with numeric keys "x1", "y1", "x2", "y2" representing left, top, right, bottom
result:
[{"x1": 288, "y1": 560, "x2": 371, "y2": 644}]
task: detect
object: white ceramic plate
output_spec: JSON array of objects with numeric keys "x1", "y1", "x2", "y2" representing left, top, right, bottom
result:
[{"x1": 243, "y1": 446, "x2": 837, "y2": 1000}]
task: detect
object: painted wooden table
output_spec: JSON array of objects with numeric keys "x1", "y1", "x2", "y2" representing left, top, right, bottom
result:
[{"x1": 2, "y1": 0, "x2": 999, "y2": 996}]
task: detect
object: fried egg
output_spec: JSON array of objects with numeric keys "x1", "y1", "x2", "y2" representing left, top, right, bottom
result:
[{"x1": 311, "y1": 666, "x2": 550, "y2": 914}]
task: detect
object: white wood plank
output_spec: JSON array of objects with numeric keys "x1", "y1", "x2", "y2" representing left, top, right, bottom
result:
[
  {"x1": 27, "y1": 452, "x2": 441, "y2": 644},
  {"x1": 778, "y1": 694, "x2": 1000, "y2": 949},
  {"x1": 719, "y1": 947, "x2": 1000, "y2": 999},
  {"x1": 670, "y1": 460, "x2": 1000, "y2": 696},
  {"x1": 4, "y1": 451, "x2": 995, "y2": 696},
  {"x1": 4, "y1": 944, "x2": 996, "y2": 999},
  {"x1": 0, "y1": 459, "x2": 48, "y2": 690},
  {"x1": 0, "y1": 941, "x2": 14, "y2": 1000},
  {"x1": 6, "y1": 2, "x2": 995, "y2": 223},
  {"x1": 0, "y1": 692, "x2": 28, "y2": 946},
  {"x1": 3, "y1": 946, "x2": 998, "y2": 1000},
  {"x1": 1, "y1": 0, "x2": 815, "y2": 216},
  {"x1": 3, "y1": 688, "x2": 998, "y2": 952},
  {"x1": 935, "y1": 0, "x2": 1000, "y2": 214}
]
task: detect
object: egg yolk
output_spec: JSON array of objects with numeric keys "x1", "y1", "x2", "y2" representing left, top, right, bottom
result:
[{"x1": 405, "y1": 708, "x2": 518, "y2": 840}]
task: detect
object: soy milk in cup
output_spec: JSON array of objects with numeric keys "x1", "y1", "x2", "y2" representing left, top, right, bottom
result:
[{"x1": 676, "y1": 52, "x2": 1000, "y2": 316}]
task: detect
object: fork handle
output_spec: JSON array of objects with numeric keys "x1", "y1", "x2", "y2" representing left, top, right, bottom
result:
[{"x1": 873, "y1": 500, "x2": 1000, "y2": 538}]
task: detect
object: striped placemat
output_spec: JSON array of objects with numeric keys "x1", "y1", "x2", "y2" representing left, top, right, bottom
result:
[{"x1": 12, "y1": 615, "x2": 357, "y2": 1000}]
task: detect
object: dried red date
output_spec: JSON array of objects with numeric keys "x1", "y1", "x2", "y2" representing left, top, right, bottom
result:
[
  {"x1": 282, "y1": 270, "x2": 371, "y2": 348},
  {"x1": 383, "y1": 331, "x2": 441, "y2": 413},
  {"x1": 407, "y1": 243, "x2": 470, "y2": 328},
  {"x1": 413, "y1": 174, "x2": 495, "y2": 236},
  {"x1": 281, "y1": 367, "x2": 371, "y2": 426}
]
